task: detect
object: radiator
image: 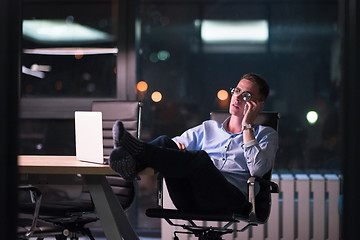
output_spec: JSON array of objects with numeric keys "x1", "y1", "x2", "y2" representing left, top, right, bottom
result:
[{"x1": 161, "y1": 172, "x2": 341, "y2": 240}]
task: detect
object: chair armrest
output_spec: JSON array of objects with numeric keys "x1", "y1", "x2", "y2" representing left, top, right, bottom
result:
[
  {"x1": 247, "y1": 176, "x2": 279, "y2": 193},
  {"x1": 247, "y1": 177, "x2": 257, "y2": 221},
  {"x1": 157, "y1": 174, "x2": 164, "y2": 207},
  {"x1": 18, "y1": 186, "x2": 43, "y2": 238},
  {"x1": 246, "y1": 176, "x2": 279, "y2": 222}
]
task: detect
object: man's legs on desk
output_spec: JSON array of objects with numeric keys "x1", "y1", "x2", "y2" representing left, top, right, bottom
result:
[{"x1": 110, "y1": 122, "x2": 251, "y2": 215}]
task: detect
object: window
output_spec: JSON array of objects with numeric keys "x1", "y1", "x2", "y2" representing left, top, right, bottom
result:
[
  {"x1": 20, "y1": 0, "x2": 135, "y2": 119},
  {"x1": 19, "y1": 0, "x2": 341, "y2": 237},
  {"x1": 138, "y1": 1, "x2": 340, "y2": 170}
]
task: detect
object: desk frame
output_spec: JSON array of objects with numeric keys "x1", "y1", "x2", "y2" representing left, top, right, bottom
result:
[{"x1": 18, "y1": 155, "x2": 139, "y2": 240}]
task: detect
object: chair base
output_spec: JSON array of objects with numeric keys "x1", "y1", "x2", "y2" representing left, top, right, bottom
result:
[
  {"x1": 146, "y1": 208, "x2": 261, "y2": 240},
  {"x1": 18, "y1": 215, "x2": 97, "y2": 240},
  {"x1": 17, "y1": 218, "x2": 70, "y2": 240},
  {"x1": 174, "y1": 228, "x2": 232, "y2": 240},
  {"x1": 171, "y1": 221, "x2": 258, "y2": 240}
]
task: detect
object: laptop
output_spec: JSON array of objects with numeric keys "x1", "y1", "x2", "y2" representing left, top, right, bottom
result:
[{"x1": 75, "y1": 111, "x2": 108, "y2": 164}]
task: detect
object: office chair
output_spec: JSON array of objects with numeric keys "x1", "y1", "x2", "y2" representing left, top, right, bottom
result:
[
  {"x1": 146, "y1": 111, "x2": 280, "y2": 240},
  {"x1": 18, "y1": 101, "x2": 142, "y2": 240},
  {"x1": 18, "y1": 185, "x2": 72, "y2": 240}
]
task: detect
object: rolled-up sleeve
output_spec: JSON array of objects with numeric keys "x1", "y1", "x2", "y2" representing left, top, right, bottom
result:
[{"x1": 243, "y1": 126, "x2": 278, "y2": 177}]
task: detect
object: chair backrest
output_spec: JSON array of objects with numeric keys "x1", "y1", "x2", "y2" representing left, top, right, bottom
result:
[
  {"x1": 91, "y1": 101, "x2": 143, "y2": 210},
  {"x1": 92, "y1": 101, "x2": 142, "y2": 156},
  {"x1": 211, "y1": 111, "x2": 279, "y2": 223}
]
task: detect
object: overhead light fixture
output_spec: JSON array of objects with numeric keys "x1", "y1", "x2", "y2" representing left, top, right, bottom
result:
[
  {"x1": 23, "y1": 19, "x2": 114, "y2": 44},
  {"x1": 200, "y1": 20, "x2": 268, "y2": 43},
  {"x1": 23, "y1": 48, "x2": 118, "y2": 55},
  {"x1": 196, "y1": 19, "x2": 269, "y2": 53}
]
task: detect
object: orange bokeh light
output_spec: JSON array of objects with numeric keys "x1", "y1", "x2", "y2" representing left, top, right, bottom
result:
[
  {"x1": 217, "y1": 89, "x2": 229, "y2": 101},
  {"x1": 137, "y1": 81, "x2": 148, "y2": 92},
  {"x1": 151, "y1": 91, "x2": 162, "y2": 102},
  {"x1": 74, "y1": 49, "x2": 83, "y2": 60},
  {"x1": 54, "y1": 81, "x2": 63, "y2": 90}
]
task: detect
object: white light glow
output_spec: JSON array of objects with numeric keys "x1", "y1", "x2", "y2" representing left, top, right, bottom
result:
[
  {"x1": 31, "y1": 64, "x2": 51, "y2": 72},
  {"x1": 306, "y1": 111, "x2": 319, "y2": 124},
  {"x1": 22, "y1": 66, "x2": 45, "y2": 79},
  {"x1": 201, "y1": 20, "x2": 269, "y2": 43},
  {"x1": 23, "y1": 20, "x2": 114, "y2": 44},
  {"x1": 23, "y1": 48, "x2": 118, "y2": 55}
]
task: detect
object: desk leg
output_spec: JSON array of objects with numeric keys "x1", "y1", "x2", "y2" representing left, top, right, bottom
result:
[{"x1": 84, "y1": 175, "x2": 139, "y2": 240}]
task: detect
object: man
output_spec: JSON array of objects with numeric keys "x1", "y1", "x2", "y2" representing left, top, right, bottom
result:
[{"x1": 109, "y1": 73, "x2": 278, "y2": 216}]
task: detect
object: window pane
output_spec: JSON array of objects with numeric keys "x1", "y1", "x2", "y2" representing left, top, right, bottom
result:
[
  {"x1": 21, "y1": 1, "x2": 117, "y2": 98},
  {"x1": 138, "y1": 1, "x2": 340, "y2": 170}
]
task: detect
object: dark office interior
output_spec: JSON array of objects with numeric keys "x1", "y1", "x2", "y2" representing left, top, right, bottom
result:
[{"x1": 1, "y1": 0, "x2": 360, "y2": 239}]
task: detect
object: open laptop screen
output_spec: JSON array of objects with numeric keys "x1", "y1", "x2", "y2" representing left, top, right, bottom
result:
[{"x1": 75, "y1": 111, "x2": 105, "y2": 164}]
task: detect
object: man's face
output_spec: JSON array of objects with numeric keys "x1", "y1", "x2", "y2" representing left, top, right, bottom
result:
[{"x1": 229, "y1": 79, "x2": 262, "y2": 117}]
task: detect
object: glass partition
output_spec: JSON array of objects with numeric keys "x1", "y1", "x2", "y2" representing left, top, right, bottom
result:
[
  {"x1": 18, "y1": 0, "x2": 341, "y2": 237},
  {"x1": 22, "y1": 0, "x2": 118, "y2": 98},
  {"x1": 138, "y1": 1, "x2": 340, "y2": 170}
]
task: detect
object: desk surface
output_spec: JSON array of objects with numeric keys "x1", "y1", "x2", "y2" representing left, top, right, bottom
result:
[
  {"x1": 18, "y1": 155, "x2": 154, "y2": 176},
  {"x1": 18, "y1": 155, "x2": 116, "y2": 175}
]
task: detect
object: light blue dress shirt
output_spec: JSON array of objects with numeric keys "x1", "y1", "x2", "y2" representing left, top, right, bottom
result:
[{"x1": 172, "y1": 117, "x2": 279, "y2": 197}]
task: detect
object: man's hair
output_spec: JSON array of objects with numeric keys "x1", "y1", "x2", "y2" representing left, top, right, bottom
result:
[{"x1": 242, "y1": 73, "x2": 270, "y2": 101}]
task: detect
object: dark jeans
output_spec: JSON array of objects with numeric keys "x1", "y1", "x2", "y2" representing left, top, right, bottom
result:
[{"x1": 144, "y1": 135, "x2": 251, "y2": 214}]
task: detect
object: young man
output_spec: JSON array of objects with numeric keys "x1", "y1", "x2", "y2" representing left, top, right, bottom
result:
[{"x1": 109, "y1": 73, "x2": 278, "y2": 216}]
